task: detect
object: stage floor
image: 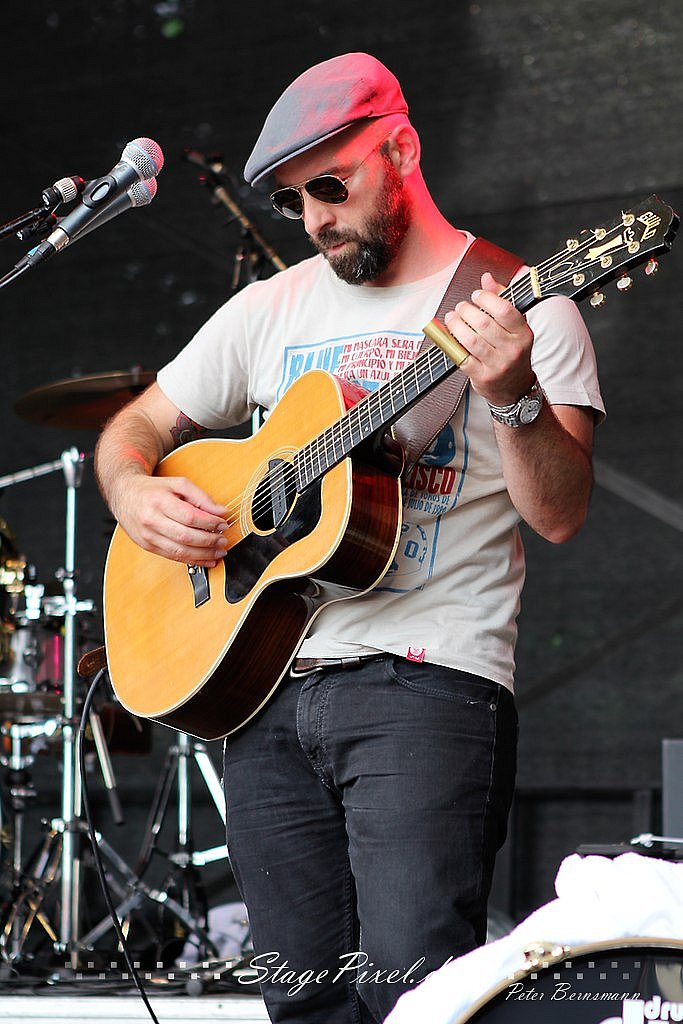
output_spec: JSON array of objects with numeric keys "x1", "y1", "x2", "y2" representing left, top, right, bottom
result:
[
  {"x1": 0, "y1": 957, "x2": 268, "y2": 1023},
  {"x1": 2, "y1": 992, "x2": 269, "y2": 1023}
]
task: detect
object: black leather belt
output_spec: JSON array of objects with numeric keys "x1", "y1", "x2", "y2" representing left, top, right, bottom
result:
[{"x1": 290, "y1": 653, "x2": 386, "y2": 677}]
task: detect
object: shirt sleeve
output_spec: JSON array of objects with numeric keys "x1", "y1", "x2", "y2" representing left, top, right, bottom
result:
[
  {"x1": 156, "y1": 289, "x2": 255, "y2": 429},
  {"x1": 527, "y1": 295, "x2": 606, "y2": 423}
]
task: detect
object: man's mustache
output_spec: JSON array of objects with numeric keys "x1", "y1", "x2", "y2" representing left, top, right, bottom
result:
[{"x1": 309, "y1": 228, "x2": 360, "y2": 252}]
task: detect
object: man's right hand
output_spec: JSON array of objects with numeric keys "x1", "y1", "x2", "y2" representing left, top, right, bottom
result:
[
  {"x1": 95, "y1": 382, "x2": 230, "y2": 568},
  {"x1": 113, "y1": 474, "x2": 229, "y2": 567}
]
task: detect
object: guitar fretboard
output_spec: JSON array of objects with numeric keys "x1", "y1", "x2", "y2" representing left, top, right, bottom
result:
[
  {"x1": 293, "y1": 279, "x2": 522, "y2": 491},
  {"x1": 292, "y1": 189, "x2": 679, "y2": 491}
]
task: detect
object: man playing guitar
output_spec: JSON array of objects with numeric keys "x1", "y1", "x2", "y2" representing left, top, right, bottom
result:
[{"x1": 96, "y1": 53, "x2": 603, "y2": 1024}]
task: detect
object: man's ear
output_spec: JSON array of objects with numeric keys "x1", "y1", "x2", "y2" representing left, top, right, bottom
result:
[{"x1": 386, "y1": 123, "x2": 421, "y2": 177}]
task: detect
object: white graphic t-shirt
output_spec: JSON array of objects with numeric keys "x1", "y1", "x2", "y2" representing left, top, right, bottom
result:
[{"x1": 157, "y1": 237, "x2": 604, "y2": 690}]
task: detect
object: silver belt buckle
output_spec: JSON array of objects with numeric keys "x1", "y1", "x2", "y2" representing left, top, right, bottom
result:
[{"x1": 290, "y1": 654, "x2": 382, "y2": 678}]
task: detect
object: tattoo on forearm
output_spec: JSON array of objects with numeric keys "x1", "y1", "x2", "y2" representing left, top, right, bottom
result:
[{"x1": 170, "y1": 413, "x2": 207, "y2": 448}]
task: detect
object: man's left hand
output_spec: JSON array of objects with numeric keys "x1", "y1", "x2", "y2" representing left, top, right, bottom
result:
[{"x1": 444, "y1": 271, "x2": 535, "y2": 406}]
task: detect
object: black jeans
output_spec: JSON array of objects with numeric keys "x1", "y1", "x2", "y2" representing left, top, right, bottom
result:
[{"x1": 223, "y1": 655, "x2": 518, "y2": 1023}]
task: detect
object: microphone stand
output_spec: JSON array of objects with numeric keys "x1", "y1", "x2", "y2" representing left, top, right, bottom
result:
[
  {"x1": 182, "y1": 149, "x2": 287, "y2": 283},
  {"x1": 0, "y1": 205, "x2": 56, "y2": 242},
  {"x1": 58, "y1": 447, "x2": 86, "y2": 967}
]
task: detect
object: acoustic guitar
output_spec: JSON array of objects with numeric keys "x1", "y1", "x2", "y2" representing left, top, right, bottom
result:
[{"x1": 103, "y1": 195, "x2": 677, "y2": 740}]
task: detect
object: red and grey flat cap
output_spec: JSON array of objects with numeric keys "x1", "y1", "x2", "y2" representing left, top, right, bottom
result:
[{"x1": 244, "y1": 52, "x2": 409, "y2": 187}]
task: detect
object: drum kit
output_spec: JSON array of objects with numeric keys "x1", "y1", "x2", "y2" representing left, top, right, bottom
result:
[
  {"x1": 0, "y1": 370, "x2": 230, "y2": 974},
  {"x1": 0, "y1": 153, "x2": 279, "y2": 985}
]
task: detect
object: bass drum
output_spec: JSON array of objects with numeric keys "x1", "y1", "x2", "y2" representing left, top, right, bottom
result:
[{"x1": 456, "y1": 937, "x2": 683, "y2": 1024}]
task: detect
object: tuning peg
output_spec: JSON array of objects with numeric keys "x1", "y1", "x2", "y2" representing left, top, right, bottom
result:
[
  {"x1": 644, "y1": 259, "x2": 659, "y2": 276},
  {"x1": 616, "y1": 274, "x2": 633, "y2": 291},
  {"x1": 589, "y1": 291, "x2": 606, "y2": 308}
]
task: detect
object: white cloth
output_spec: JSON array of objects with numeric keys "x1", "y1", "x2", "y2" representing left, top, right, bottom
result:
[
  {"x1": 178, "y1": 900, "x2": 250, "y2": 963},
  {"x1": 384, "y1": 853, "x2": 683, "y2": 1024},
  {"x1": 157, "y1": 237, "x2": 604, "y2": 690}
]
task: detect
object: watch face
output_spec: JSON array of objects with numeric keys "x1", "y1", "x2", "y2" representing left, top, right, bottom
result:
[{"x1": 519, "y1": 396, "x2": 543, "y2": 424}]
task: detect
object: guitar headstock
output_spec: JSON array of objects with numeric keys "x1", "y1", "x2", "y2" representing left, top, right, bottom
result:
[{"x1": 521, "y1": 195, "x2": 678, "y2": 310}]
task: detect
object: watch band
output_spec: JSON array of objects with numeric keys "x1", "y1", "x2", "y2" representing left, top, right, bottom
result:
[{"x1": 488, "y1": 378, "x2": 544, "y2": 428}]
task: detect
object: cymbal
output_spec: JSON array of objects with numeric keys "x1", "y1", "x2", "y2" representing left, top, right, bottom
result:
[{"x1": 14, "y1": 369, "x2": 156, "y2": 430}]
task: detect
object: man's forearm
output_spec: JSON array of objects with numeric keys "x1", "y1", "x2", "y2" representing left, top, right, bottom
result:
[
  {"x1": 95, "y1": 405, "x2": 167, "y2": 521},
  {"x1": 494, "y1": 403, "x2": 594, "y2": 544}
]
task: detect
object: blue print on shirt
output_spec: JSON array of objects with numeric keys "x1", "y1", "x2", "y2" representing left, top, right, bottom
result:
[
  {"x1": 277, "y1": 331, "x2": 424, "y2": 402},
  {"x1": 277, "y1": 331, "x2": 470, "y2": 593},
  {"x1": 278, "y1": 342, "x2": 347, "y2": 398}
]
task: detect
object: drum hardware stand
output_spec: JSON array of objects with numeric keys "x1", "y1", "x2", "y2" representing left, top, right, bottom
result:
[
  {"x1": 631, "y1": 832, "x2": 683, "y2": 849},
  {"x1": 128, "y1": 731, "x2": 229, "y2": 961},
  {"x1": 41, "y1": 447, "x2": 94, "y2": 967},
  {"x1": 0, "y1": 705, "x2": 123, "y2": 966},
  {"x1": 0, "y1": 718, "x2": 60, "y2": 961},
  {"x1": 77, "y1": 825, "x2": 219, "y2": 961},
  {"x1": 136, "y1": 731, "x2": 228, "y2": 876},
  {"x1": 0, "y1": 448, "x2": 96, "y2": 966},
  {"x1": 0, "y1": 820, "x2": 62, "y2": 971}
]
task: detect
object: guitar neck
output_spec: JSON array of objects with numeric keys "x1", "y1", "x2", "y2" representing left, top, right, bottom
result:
[
  {"x1": 294, "y1": 274, "x2": 534, "y2": 491},
  {"x1": 295, "y1": 192, "x2": 678, "y2": 490}
]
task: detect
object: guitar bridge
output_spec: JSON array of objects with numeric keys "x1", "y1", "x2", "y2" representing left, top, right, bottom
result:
[{"x1": 187, "y1": 564, "x2": 210, "y2": 608}]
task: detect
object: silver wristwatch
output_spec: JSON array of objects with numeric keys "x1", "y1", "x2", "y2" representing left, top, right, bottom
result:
[{"x1": 488, "y1": 378, "x2": 544, "y2": 428}]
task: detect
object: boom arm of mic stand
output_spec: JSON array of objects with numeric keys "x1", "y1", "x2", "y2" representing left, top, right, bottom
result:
[
  {"x1": 0, "y1": 204, "x2": 55, "y2": 242},
  {"x1": 185, "y1": 151, "x2": 287, "y2": 273}
]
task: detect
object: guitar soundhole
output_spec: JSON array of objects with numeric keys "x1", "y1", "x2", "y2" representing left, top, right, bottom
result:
[
  {"x1": 225, "y1": 478, "x2": 322, "y2": 604},
  {"x1": 251, "y1": 458, "x2": 298, "y2": 532}
]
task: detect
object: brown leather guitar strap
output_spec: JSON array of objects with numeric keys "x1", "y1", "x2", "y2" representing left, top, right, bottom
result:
[{"x1": 393, "y1": 236, "x2": 524, "y2": 470}]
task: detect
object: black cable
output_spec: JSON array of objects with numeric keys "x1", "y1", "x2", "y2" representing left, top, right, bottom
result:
[
  {"x1": 78, "y1": 668, "x2": 160, "y2": 1024},
  {"x1": 0, "y1": 262, "x2": 31, "y2": 291}
]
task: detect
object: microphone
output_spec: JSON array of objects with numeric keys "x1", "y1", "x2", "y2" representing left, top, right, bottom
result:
[
  {"x1": 17, "y1": 137, "x2": 164, "y2": 268},
  {"x1": 17, "y1": 178, "x2": 155, "y2": 243},
  {"x1": 72, "y1": 176, "x2": 157, "y2": 241}
]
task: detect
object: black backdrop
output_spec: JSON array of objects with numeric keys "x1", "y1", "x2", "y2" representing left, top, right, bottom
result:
[{"x1": 1, "y1": 0, "x2": 682, "y2": 926}]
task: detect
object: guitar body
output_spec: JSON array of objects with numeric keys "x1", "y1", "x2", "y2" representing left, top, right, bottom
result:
[{"x1": 103, "y1": 370, "x2": 402, "y2": 740}]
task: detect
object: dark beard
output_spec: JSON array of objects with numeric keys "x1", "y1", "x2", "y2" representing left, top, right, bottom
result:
[{"x1": 309, "y1": 157, "x2": 411, "y2": 284}]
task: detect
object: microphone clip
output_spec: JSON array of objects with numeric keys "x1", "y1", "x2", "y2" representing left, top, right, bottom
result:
[{"x1": 0, "y1": 175, "x2": 86, "y2": 245}]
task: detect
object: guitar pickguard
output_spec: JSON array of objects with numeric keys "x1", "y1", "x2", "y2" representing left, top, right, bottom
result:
[{"x1": 224, "y1": 480, "x2": 323, "y2": 603}]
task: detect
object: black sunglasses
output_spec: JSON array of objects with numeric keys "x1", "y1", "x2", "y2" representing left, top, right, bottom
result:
[{"x1": 270, "y1": 134, "x2": 391, "y2": 220}]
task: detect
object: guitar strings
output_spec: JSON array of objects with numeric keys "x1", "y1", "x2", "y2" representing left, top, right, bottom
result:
[
  {"x1": 504, "y1": 219, "x2": 634, "y2": 305},
  {"x1": 221, "y1": 237, "x2": 625, "y2": 531},
  {"x1": 221, "y1": 349, "x2": 438, "y2": 529},
  {"x1": 220, "y1": 242, "x2": 621, "y2": 532},
  {"x1": 219, "y1": 347, "x2": 438, "y2": 529},
  {"x1": 292, "y1": 219, "x2": 634, "y2": 483},
  {"x1": 217, "y1": 228, "x2": 636, "y2": 532},
  {"x1": 281, "y1": 225, "x2": 629, "y2": 492}
]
